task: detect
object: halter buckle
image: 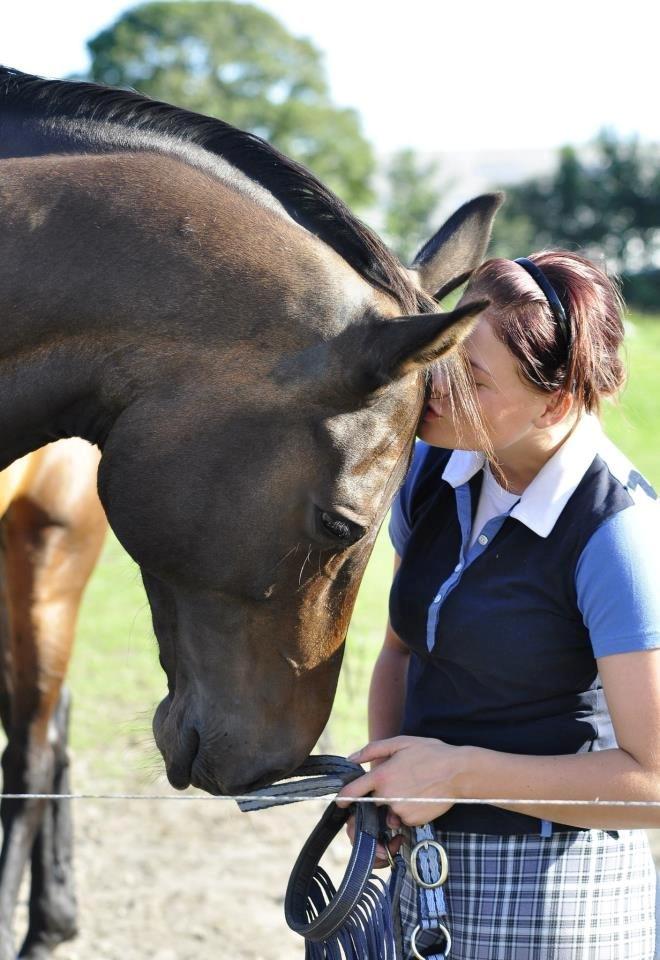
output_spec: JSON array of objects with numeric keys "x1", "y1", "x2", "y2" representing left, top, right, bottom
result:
[{"x1": 409, "y1": 838, "x2": 448, "y2": 888}]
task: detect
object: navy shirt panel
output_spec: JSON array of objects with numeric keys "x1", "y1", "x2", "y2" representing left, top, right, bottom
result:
[{"x1": 388, "y1": 447, "x2": 635, "y2": 834}]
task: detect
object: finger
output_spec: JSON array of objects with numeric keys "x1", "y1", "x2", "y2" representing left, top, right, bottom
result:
[
  {"x1": 348, "y1": 738, "x2": 403, "y2": 765},
  {"x1": 375, "y1": 842, "x2": 390, "y2": 861},
  {"x1": 386, "y1": 811, "x2": 402, "y2": 830},
  {"x1": 387, "y1": 835, "x2": 404, "y2": 857},
  {"x1": 391, "y1": 802, "x2": 454, "y2": 826},
  {"x1": 335, "y1": 772, "x2": 376, "y2": 807}
]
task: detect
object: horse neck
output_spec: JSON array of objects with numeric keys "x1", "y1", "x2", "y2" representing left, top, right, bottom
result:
[
  {"x1": 0, "y1": 149, "x2": 368, "y2": 469},
  {"x1": 0, "y1": 334, "x2": 115, "y2": 468},
  {"x1": 0, "y1": 156, "x2": 152, "y2": 468}
]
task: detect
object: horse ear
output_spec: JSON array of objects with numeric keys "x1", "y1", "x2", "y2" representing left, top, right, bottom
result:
[
  {"x1": 365, "y1": 299, "x2": 489, "y2": 385},
  {"x1": 410, "y1": 193, "x2": 504, "y2": 300}
]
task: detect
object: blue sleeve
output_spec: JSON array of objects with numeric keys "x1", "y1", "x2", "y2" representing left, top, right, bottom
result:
[
  {"x1": 575, "y1": 503, "x2": 660, "y2": 658},
  {"x1": 388, "y1": 441, "x2": 431, "y2": 556}
]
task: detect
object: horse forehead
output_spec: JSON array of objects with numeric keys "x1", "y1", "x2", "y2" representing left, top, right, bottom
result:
[{"x1": 321, "y1": 401, "x2": 409, "y2": 475}]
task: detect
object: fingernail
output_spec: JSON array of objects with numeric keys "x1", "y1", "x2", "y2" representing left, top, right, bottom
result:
[{"x1": 347, "y1": 751, "x2": 360, "y2": 761}]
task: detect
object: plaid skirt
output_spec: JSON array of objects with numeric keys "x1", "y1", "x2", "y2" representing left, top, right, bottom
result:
[{"x1": 394, "y1": 829, "x2": 656, "y2": 960}]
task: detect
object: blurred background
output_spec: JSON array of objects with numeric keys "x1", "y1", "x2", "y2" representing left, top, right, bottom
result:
[{"x1": 2, "y1": 2, "x2": 659, "y2": 957}]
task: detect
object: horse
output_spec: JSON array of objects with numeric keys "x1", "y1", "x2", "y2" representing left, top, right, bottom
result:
[
  {"x1": 0, "y1": 65, "x2": 501, "y2": 957},
  {"x1": 0, "y1": 442, "x2": 104, "y2": 957}
]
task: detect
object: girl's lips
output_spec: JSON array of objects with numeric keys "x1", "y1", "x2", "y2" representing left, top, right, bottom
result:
[{"x1": 422, "y1": 400, "x2": 444, "y2": 422}]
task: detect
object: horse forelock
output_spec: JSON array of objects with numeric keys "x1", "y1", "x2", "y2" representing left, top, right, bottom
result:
[{"x1": 0, "y1": 66, "x2": 431, "y2": 317}]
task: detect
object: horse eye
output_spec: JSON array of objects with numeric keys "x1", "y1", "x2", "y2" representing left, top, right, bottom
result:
[
  {"x1": 317, "y1": 509, "x2": 366, "y2": 546},
  {"x1": 320, "y1": 512, "x2": 352, "y2": 540}
]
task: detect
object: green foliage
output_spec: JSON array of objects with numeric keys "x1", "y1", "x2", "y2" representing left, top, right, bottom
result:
[
  {"x1": 85, "y1": 0, "x2": 375, "y2": 209},
  {"x1": 602, "y1": 311, "x2": 660, "y2": 484},
  {"x1": 621, "y1": 268, "x2": 660, "y2": 311},
  {"x1": 492, "y1": 132, "x2": 660, "y2": 276},
  {"x1": 382, "y1": 148, "x2": 444, "y2": 264}
]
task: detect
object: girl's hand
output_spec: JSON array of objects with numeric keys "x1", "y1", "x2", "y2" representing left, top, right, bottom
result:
[{"x1": 336, "y1": 736, "x2": 469, "y2": 825}]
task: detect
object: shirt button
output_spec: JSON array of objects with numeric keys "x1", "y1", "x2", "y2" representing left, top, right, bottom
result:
[
  {"x1": 478, "y1": 534, "x2": 489, "y2": 546},
  {"x1": 454, "y1": 563, "x2": 462, "y2": 573}
]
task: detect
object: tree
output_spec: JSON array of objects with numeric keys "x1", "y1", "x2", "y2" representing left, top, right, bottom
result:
[
  {"x1": 381, "y1": 149, "x2": 446, "y2": 264},
  {"x1": 85, "y1": 1, "x2": 375, "y2": 209},
  {"x1": 491, "y1": 133, "x2": 660, "y2": 273}
]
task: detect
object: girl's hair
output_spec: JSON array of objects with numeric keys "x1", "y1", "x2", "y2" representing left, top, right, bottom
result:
[{"x1": 464, "y1": 251, "x2": 626, "y2": 413}]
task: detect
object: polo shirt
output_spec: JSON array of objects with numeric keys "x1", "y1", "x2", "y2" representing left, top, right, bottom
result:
[{"x1": 388, "y1": 415, "x2": 660, "y2": 834}]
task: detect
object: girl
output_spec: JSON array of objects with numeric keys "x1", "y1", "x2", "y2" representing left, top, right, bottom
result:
[{"x1": 338, "y1": 252, "x2": 660, "y2": 959}]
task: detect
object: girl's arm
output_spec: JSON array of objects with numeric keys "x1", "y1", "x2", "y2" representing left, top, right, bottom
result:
[
  {"x1": 367, "y1": 555, "x2": 410, "y2": 743},
  {"x1": 471, "y1": 647, "x2": 660, "y2": 829},
  {"x1": 339, "y1": 649, "x2": 660, "y2": 830}
]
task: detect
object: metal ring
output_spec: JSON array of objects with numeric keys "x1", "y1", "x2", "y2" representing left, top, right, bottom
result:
[
  {"x1": 410, "y1": 922, "x2": 452, "y2": 959},
  {"x1": 409, "y1": 839, "x2": 449, "y2": 888},
  {"x1": 385, "y1": 842, "x2": 396, "y2": 870}
]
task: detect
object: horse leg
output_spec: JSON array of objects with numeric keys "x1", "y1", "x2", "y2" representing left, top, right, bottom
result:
[
  {"x1": 0, "y1": 561, "x2": 56, "y2": 960},
  {"x1": 0, "y1": 442, "x2": 105, "y2": 959},
  {"x1": 0, "y1": 520, "x2": 38, "y2": 960},
  {"x1": 0, "y1": 735, "x2": 53, "y2": 960},
  {"x1": 18, "y1": 690, "x2": 76, "y2": 960}
]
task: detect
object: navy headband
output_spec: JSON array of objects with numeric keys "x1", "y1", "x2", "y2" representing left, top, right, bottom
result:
[{"x1": 514, "y1": 257, "x2": 572, "y2": 355}]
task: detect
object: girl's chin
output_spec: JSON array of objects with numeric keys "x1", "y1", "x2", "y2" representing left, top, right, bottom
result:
[{"x1": 417, "y1": 419, "x2": 455, "y2": 444}]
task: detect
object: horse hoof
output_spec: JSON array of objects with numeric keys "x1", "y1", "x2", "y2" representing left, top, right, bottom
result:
[{"x1": 19, "y1": 925, "x2": 78, "y2": 960}]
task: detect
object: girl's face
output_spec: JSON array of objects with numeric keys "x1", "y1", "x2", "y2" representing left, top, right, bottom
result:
[{"x1": 419, "y1": 311, "x2": 551, "y2": 453}]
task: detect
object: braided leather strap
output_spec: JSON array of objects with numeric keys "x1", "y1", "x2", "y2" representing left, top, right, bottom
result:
[{"x1": 236, "y1": 755, "x2": 361, "y2": 812}]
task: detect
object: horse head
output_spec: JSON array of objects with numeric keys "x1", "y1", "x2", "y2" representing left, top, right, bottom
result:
[{"x1": 94, "y1": 192, "x2": 501, "y2": 793}]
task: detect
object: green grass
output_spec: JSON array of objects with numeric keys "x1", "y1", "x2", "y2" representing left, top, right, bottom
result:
[
  {"x1": 67, "y1": 312, "x2": 660, "y2": 787},
  {"x1": 600, "y1": 312, "x2": 660, "y2": 482}
]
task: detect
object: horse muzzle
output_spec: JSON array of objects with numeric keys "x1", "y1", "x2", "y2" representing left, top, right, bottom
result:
[{"x1": 152, "y1": 693, "x2": 308, "y2": 795}]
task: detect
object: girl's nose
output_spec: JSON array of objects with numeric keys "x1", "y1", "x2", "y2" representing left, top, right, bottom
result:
[{"x1": 430, "y1": 365, "x2": 450, "y2": 400}]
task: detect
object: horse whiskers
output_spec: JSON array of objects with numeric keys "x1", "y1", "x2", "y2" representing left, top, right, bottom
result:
[
  {"x1": 298, "y1": 542, "x2": 313, "y2": 586},
  {"x1": 272, "y1": 542, "x2": 300, "y2": 572}
]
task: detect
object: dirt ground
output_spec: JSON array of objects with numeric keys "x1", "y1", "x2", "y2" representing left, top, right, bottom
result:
[
  {"x1": 13, "y1": 789, "x2": 352, "y2": 960},
  {"x1": 10, "y1": 787, "x2": 660, "y2": 960}
]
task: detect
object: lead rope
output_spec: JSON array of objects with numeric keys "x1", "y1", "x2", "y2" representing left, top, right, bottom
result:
[{"x1": 238, "y1": 755, "x2": 451, "y2": 959}]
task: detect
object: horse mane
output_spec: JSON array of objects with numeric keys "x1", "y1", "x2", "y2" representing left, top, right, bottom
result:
[{"x1": 0, "y1": 66, "x2": 433, "y2": 315}]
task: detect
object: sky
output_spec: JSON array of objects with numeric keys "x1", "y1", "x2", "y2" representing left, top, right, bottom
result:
[{"x1": 2, "y1": 0, "x2": 659, "y2": 156}]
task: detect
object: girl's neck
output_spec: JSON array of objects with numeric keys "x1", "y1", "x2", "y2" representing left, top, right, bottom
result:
[{"x1": 491, "y1": 415, "x2": 580, "y2": 495}]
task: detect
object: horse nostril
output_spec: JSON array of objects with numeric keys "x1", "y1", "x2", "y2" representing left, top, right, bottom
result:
[{"x1": 159, "y1": 716, "x2": 201, "y2": 791}]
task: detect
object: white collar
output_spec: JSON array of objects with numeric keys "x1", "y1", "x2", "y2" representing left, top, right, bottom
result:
[{"x1": 441, "y1": 415, "x2": 604, "y2": 538}]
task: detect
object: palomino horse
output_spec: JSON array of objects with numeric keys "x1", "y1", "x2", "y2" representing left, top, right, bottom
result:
[
  {"x1": 0, "y1": 443, "x2": 104, "y2": 957},
  {"x1": 0, "y1": 65, "x2": 501, "y2": 957}
]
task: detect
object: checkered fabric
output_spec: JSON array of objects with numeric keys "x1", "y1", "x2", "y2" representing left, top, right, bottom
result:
[{"x1": 395, "y1": 829, "x2": 656, "y2": 959}]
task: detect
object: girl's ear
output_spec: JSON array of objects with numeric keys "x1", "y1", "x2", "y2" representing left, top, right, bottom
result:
[{"x1": 534, "y1": 390, "x2": 575, "y2": 428}]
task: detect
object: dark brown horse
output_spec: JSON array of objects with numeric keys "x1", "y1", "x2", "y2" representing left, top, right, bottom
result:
[{"x1": 0, "y1": 66, "x2": 501, "y2": 957}]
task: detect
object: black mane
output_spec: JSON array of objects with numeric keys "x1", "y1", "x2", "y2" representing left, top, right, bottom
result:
[{"x1": 0, "y1": 66, "x2": 432, "y2": 315}]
